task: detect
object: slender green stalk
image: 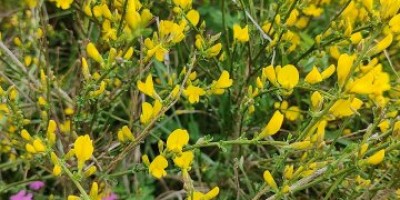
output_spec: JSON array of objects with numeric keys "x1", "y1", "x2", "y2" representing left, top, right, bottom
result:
[
  {"x1": 58, "y1": 160, "x2": 90, "y2": 200},
  {"x1": 185, "y1": 139, "x2": 288, "y2": 151}
]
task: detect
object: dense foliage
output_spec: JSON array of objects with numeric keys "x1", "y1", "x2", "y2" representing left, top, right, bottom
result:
[{"x1": 1, "y1": 0, "x2": 400, "y2": 199}]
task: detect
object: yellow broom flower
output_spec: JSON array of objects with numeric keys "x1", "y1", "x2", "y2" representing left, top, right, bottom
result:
[
  {"x1": 210, "y1": 70, "x2": 233, "y2": 95},
  {"x1": 259, "y1": 110, "x2": 284, "y2": 138},
  {"x1": 149, "y1": 155, "x2": 168, "y2": 179},
  {"x1": 47, "y1": 120, "x2": 57, "y2": 146},
  {"x1": 186, "y1": 10, "x2": 200, "y2": 26},
  {"x1": 137, "y1": 74, "x2": 156, "y2": 98},
  {"x1": 337, "y1": 54, "x2": 354, "y2": 87},
  {"x1": 33, "y1": 139, "x2": 46, "y2": 152},
  {"x1": 173, "y1": 151, "x2": 194, "y2": 170},
  {"x1": 366, "y1": 149, "x2": 385, "y2": 165},
  {"x1": 389, "y1": 14, "x2": 400, "y2": 33},
  {"x1": 233, "y1": 24, "x2": 249, "y2": 42},
  {"x1": 329, "y1": 98, "x2": 363, "y2": 118},
  {"x1": 53, "y1": 165, "x2": 62, "y2": 176},
  {"x1": 20, "y1": 129, "x2": 31, "y2": 141},
  {"x1": 289, "y1": 140, "x2": 312, "y2": 150},
  {"x1": 74, "y1": 134, "x2": 94, "y2": 170},
  {"x1": 86, "y1": 42, "x2": 103, "y2": 63},
  {"x1": 370, "y1": 33, "x2": 393, "y2": 55},
  {"x1": 305, "y1": 67, "x2": 322, "y2": 84},
  {"x1": 277, "y1": 64, "x2": 299, "y2": 91},
  {"x1": 310, "y1": 91, "x2": 323, "y2": 111},
  {"x1": 183, "y1": 85, "x2": 206, "y2": 104},
  {"x1": 54, "y1": 0, "x2": 74, "y2": 10},
  {"x1": 263, "y1": 170, "x2": 278, "y2": 190},
  {"x1": 140, "y1": 100, "x2": 162, "y2": 125},
  {"x1": 188, "y1": 187, "x2": 220, "y2": 200},
  {"x1": 167, "y1": 129, "x2": 189, "y2": 153}
]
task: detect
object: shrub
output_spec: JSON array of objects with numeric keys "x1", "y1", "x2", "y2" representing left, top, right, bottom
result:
[{"x1": 1, "y1": 0, "x2": 400, "y2": 199}]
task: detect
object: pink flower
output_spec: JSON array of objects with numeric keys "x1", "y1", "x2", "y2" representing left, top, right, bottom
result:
[
  {"x1": 10, "y1": 190, "x2": 33, "y2": 200},
  {"x1": 102, "y1": 192, "x2": 118, "y2": 200},
  {"x1": 28, "y1": 181, "x2": 45, "y2": 190}
]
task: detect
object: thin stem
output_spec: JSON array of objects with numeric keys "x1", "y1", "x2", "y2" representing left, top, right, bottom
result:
[
  {"x1": 185, "y1": 139, "x2": 288, "y2": 151},
  {"x1": 58, "y1": 159, "x2": 90, "y2": 200}
]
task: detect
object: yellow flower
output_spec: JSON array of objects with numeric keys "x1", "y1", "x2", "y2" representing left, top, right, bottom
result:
[
  {"x1": 142, "y1": 154, "x2": 151, "y2": 166},
  {"x1": 210, "y1": 70, "x2": 233, "y2": 95},
  {"x1": 90, "y1": 81, "x2": 107, "y2": 97},
  {"x1": 277, "y1": 64, "x2": 299, "y2": 91},
  {"x1": 83, "y1": 3, "x2": 92, "y2": 16},
  {"x1": 262, "y1": 65, "x2": 278, "y2": 86},
  {"x1": 149, "y1": 155, "x2": 168, "y2": 179},
  {"x1": 329, "y1": 98, "x2": 363, "y2": 118},
  {"x1": 86, "y1": 42, "x2": 103, "y2": 63},
  {"x1": 259, "y1": 110, "x2": 284, "y2": 138},
  {"x1": 286, "y1": 9, "x2": 299, "y2": 26},
  {"x1": 303, "y1": 4, "x2": 323, "y2": 17},
  {"x1": 284, "y1": 165, "x2": 294, "y2": 180},
  {"x1": 74, "y1": 134, "x2": 94, "y2": 170},
  {"x1": 284, "y1": 106, "x2": 300, "y2": 121},
  {"x1": 141, "y1": 9, "x2": 153, "y2": 26},
  {"x1": 145, "y1": 38, "x2": 168, "y2": 61},
  {"x1": 84, "y1": 165, "x2": 97, "y2": 177},
  {"x1": 173, "y1": 0, "x2": 192, "y2": 10},
  {"x1": 53, "y1": 164, "x2": 62, "y2": 176},
  {"x1": 81, "y1": 57, "x2": 91, "y2": 80},
  {"x1": 362, "y1": 0, "x2": 373, "y2": 12},
  {"x1": 47, "y1": 120, "x2": 57, "y2": 146},
  {"x1": 126, "y1": 10, "x2": 141, "y2": 30},
  {"x1": 123, "y1": 47, "x2": 134, "y2": 60},
  {"x1": 173, "y1": 151, "x2": 194, "y2": 170},
  {"x1": 206, "y1": 43, "x2": 222, "y2": 58},
  {"x1": 311, "y1": 91, "x2": 323, "y2": 111},
  {"x1": 118, "y1": 125, "x2": 135, "y2": 142},
  {"x1": 20, "y1": 129, "x2": 31, "y2": 141},
  {"x1": 159, "y1": 20, "x2": 185, "y2": 43},
  {"x1": 60, "y1": 120, "x2": 71, "y2": 133},
  {"x1": 389, "y1": 14, "x2": 400, "y2": 33},
  {"x1": 350, "y1": 32, "x2": 363, "y2": 44},
  {"x1": 137, "y1": 74, "x2": 156, "y2": 98},
  {"x1": 89, "y1": 182, "x2": 99, "y2": 200},
  {"x1": 186, "y1": 10, "x2": 200, "y2": 26},
  {"x1": 53, "y1": 0, "x2": 74, "y2": 10},
  {"x1": 366, "y1": 149, "x2": 385, "y2": 165},
  {"x1": 33, "y1": 139, "x2": 46, "y2": 152},
  {"x1": 188, "y1": 187, "x2": 220, "y2": 200},
  {"x1": 305, "y1": 67, "x2": 322, "y2": 84},
  {"x1": 394, "y1": 121, "x2": 400, "y2": 135},
  {"x1": 167, "y1": 129, "x2": 189, "y2": 153},
  {"x1": 337, "y1": 54, "x2": 354, "y2": 87},
  {"x1": 370, "y1": 33, "x2": 393, "y2": 55},
  {"x1": 67, "y1": 195, "x2": 80, "y2": 200},
  {"x1": 321, "y1": 64, "x2": 336, "y2": 80},
  {"x1": 347, "y1": 73, "x2": 374, "y2": 94},
  {"x1": 380, "y1": 0, "x2": 400, "y2": 20},
  {"x1": 140, "y1": 100, "x2": 162, "y2": 125},
  {"x1": 25, "y1": 143, "x2": 36, "y2": 153},
  {"x1": 263, "y1": 170, "x2": 278, "y2": 190},
  {"x1": 289, "y1": 140, "x2": 312, "y2": 150},
  {"x1": 233, "y1": 24, "x2": 249, "y2": 42},
  {"x1": 101, "y1": 20, "x2": 117, "y2": 41},
  {"x1": 183, "y1": 85, "x2": 206, "y2": 104},
  {"x1": 359, "y1": 143, "x2": 369, "y2": 158}
]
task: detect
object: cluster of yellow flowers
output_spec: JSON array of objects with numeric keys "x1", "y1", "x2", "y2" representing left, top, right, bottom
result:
[{"x1": 1, "y1": 0, "x2": 400, "y2": 199}]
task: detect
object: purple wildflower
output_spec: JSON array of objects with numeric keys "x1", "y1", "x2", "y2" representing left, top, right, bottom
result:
[
  {"x1": 9, "y1": 190, "x2": 33, "y2": 200},
  {"x1": 102, "y1": 192, "x2": 118, "y2": 200},
  {"x1": 28, "y1": 181, "x2": 45, "y2": 191}
]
